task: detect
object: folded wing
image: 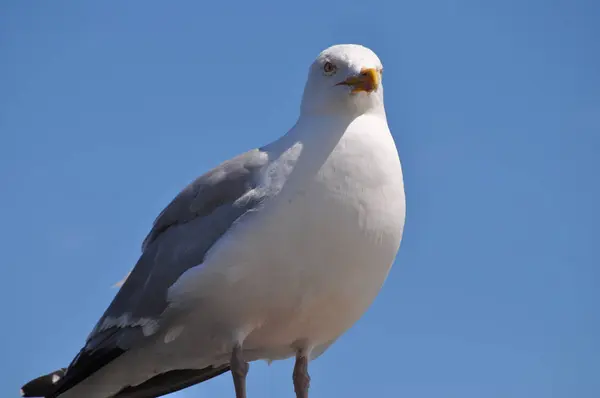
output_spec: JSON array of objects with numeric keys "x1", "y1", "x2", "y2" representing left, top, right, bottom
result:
[{"x1": 22, "y1": 149, "x2": 269, "y2": 398}]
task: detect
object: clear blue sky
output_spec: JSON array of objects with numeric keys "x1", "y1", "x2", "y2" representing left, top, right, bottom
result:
[{"x1": 1, "y1": 1, "x2": 598, "y2": 397}]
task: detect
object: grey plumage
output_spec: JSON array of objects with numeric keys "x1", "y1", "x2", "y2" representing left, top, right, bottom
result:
[
  {"x1": 142, "y1": 149, "x2": 269, "y2": 251},
  {"x1": 92, "y1": 149, "x2": 268, "y2": 331},
  {"x1": 22, "y1": 149, "x2": 269, "y2": 397}
]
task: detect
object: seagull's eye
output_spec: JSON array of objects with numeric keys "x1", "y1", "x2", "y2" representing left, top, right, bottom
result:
[{"x1": 323, "y1": 62, "x2": 337, "y2": 76}]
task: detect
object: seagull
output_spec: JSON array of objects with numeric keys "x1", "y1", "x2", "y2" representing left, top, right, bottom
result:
[{"x1": 21, "y1": 43, "x2": 406, "y2": 398}]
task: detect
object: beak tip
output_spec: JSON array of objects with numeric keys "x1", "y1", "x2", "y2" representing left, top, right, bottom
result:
[{"x1": 337, "y1": 68, "x2": 379, "y2": 94}]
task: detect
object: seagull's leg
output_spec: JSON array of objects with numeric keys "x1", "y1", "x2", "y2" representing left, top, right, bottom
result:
[
  {"x1": 293, "y1": 351, "x2": 310, "y2": 398},
  {"x1": 231, "y1": 344, "x2": 249, "y2": 398}
]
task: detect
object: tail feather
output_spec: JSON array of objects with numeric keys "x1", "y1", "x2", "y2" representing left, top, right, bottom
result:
[{"x1": 20, "y1": 368, "x2": 67, "y2": 397}]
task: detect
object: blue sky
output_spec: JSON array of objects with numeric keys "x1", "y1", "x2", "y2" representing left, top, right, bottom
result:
[{"x1": 1, "y1": 1, "x2": 598, "y2": 397}]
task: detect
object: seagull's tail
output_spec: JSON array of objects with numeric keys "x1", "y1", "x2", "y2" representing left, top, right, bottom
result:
[{"x1": 20, "y1": 368, "x2": 67, "y2": 397}]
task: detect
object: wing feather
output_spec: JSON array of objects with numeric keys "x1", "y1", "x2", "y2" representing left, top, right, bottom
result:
[{"x1": 45, "y1": 148, "x2": 269, "y2": 397}]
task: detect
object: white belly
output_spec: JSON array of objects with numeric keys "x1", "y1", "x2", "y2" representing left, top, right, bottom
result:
[
  {"x1": 167, "y1": 125, "x2": 405, "y2": 365},
  {"x1": 244, "y1": 181, "x2": 404, "y2": 353},
  {"x1": 183, "y1": 130, "x2": 404, "y2": 358}
]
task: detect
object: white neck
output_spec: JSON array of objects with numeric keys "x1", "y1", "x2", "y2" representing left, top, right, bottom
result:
[{"x1": 264, "y1": 110, "x2": 386, "y2": 202}]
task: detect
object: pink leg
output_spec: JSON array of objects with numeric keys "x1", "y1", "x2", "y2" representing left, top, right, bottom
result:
[
  {"x1": 231, "y1": 344, "x2": 249, "y2": 398},
  {"x1": 293, "y1": 353, "x2": 310, "y2": 398}
]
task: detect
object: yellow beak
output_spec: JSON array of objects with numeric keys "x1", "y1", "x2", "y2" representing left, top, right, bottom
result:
[{"x1": 336, "y1": 68, "x2": 380, "y2": 93}]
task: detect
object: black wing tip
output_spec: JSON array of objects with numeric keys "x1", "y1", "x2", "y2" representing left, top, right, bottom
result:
[
  {"x1": 20, "y1": 368, "x2": 67, "y2": 398},
  {"x1": 113, "y1": 365, "x2": 231, "y2": 398},
  {"x1": 21, "y1": 365, "x2": 230, "y2": 398}
]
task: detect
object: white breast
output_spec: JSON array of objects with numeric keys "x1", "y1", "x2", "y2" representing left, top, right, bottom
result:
[
  {"x1": 169, "y1": 114, "x2": 405, "y2": 362},
  {"x1": 245, "y1": 115, "x2": 404, "y2": 350}
]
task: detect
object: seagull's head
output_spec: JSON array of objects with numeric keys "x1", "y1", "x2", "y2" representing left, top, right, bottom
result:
[{"x1": 300, "y1": 44, "x2": 385, "y2": 117}]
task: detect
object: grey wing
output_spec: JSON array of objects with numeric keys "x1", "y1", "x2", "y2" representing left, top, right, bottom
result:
[
  {"x1": 98, "y1": 148, "x2": 268, "y2": 330},
  {"x1": 141, "y1": 148, "x2": 269, "y2": 251},
  {"x1": 49, "y1": 148, "x2": 269, "y2": 397}
]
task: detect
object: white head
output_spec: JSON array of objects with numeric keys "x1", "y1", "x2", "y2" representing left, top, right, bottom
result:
[{"x1": 300, "y1": 44, "x2": 385, "y2": 117}]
